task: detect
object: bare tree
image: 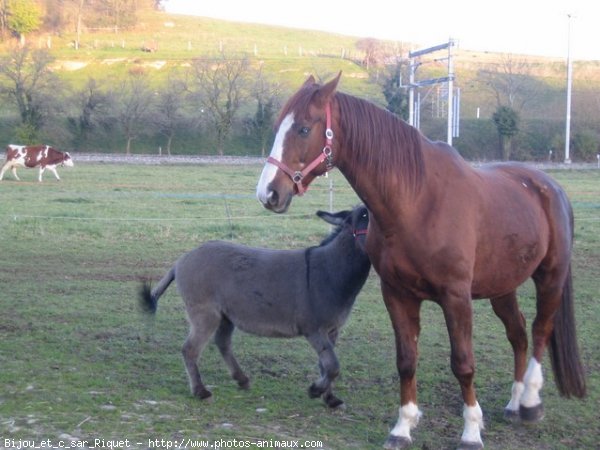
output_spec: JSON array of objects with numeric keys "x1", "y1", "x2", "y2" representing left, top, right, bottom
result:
[
  {"x1": 112, "y1": 69, "x2": 154, "y2": 155},
  {"x1": 0, "y1": 45, "x2": 64, "y2": 141},
  {"x1": 247, "y1": 65, "x2": 280, "y2": 156},
  {"x1": 68, "y1": 77, "x2": 113, "y2": 147},
  {"x1": 478, "y1": 54, "x2": 542, "y2": 160},
  {"x1": 152, "y1": 74, "x2": 186, "y2": 156},
  {"x1": 478, "y1": 53, "x2": 541, "y2": 111},
  {"x1": 186, "y1": 52, "x2": 251, "y2": 155}
]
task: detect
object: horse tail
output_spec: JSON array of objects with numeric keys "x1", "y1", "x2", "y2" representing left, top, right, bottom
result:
[
  {"x1": 139, "y1": 267, "x2": 176, "y2": 314},
  {"x1": 548, "y1": 264, "x2": 587, "y2": 398}
]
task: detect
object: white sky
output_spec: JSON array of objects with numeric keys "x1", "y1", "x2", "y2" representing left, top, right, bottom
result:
[{"x1": 164, "y1": 0, "x2": 599, "y2": 60}]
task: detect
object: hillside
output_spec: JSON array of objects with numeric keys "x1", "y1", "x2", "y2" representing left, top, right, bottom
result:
[
  {"x1": 1, "y1": 9, "x2": 600, "y2": 160},
  {"x1": 26, "y1": 9, "x2": 599, "y2": 108}
]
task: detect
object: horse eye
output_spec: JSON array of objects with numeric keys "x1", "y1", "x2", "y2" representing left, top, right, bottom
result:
[{"x1": 299, "y1": 126, "x2": 310, "y2": 137}]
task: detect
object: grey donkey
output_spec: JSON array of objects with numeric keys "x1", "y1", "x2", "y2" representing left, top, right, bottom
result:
[{"x1": 139, "y1": 205, "x2": 370, "y2": 408}]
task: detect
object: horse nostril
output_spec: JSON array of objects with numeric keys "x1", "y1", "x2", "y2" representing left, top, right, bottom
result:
[{"x1": 267, "y1": 189, "x2": 279, "y2": 207}]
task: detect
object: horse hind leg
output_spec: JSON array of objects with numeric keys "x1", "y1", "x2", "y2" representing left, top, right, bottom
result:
[
  {"x1": 181, "y1": 311, "x2": 221, "y2": 400},
  {"x1": 214, "y1": 316, "x2": 250, "y2": 389},
  {"x1": 490, "y1": 292, "x2": 528, "y2": 420},
  {"x1": 521, "y1": 263, "x2": 586, "y2": 423}
]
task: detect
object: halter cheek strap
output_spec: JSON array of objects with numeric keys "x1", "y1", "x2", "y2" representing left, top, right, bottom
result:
[
  {"x1": 267, "y1": 103, "x2": 334, "y2": 196},
  {"x1": 353, "y1": 229, "x2": 368, "y2": 238}
]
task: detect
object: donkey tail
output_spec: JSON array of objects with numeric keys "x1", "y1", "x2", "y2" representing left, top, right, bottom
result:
[
  {"x1": 548, "y1": 264, "x2": 587, "y2": 398},
  {"x1": 139, "y1": 267, "x2": 176, "y2": 314}
]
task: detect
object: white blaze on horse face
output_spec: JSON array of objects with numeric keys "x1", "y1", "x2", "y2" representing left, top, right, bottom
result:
[
  {"x1": 460, "y1": 402, "x2": 484, "y2": 445},
  {"x1": 389, "y1": 402, "x2": 422, "y2": 441},
  {"x1": 521, "y1": 357, "x2": 544, "y2": 408},
  {"x1": 256, "y1": 113, "x2": 294, "y2": 204}
]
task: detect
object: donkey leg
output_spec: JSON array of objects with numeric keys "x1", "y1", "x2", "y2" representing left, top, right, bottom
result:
[
  {"x1": 306, "y1": 332, "x2": 339, "y2": 402},
  {"x1": 214, "y1": 316, "x2": 250, "y2": 389},
  {"x1": 182, "y1": 313, "x2": 220, "y2": 400},
  {"x1": 490, "y1": 292, "x2": 528, "y2": 420},
  {"x1": 381, "y1": 284, "x2": 422, "y2": 450},
  {"x1": 441, "y1": 290, "x2": 484, "y2": 450}
]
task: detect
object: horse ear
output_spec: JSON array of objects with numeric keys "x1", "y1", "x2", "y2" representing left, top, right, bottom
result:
[
  {"x1": 316, "y1": 209, "x2": 349, "y2": 225},
  {"x1": 315, "y1": 71, "x2": 342, "y2": 107}
]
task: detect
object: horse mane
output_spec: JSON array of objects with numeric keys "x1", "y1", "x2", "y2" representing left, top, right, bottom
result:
[
  {"x1": 277, "y1": 83, "x2": 425, "y2": 198},
  {"x1": 334, "y1": 92, "x2": 425, "y2": 198}
]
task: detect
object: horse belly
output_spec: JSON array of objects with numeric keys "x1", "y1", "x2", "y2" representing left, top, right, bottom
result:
[{"x1": 472, "y1": 229, "x2": 548, "y2": 298}]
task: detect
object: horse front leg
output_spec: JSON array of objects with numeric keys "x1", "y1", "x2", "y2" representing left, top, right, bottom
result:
[
  {"x1": 490, "y1": 292, "x2": 528, "y2": 420},
  {"x1": 441, "y1": 289, "x2": 484, "y2": 450},
  {"x1": 306, "y1": 332, "x2": 341, "y2": 407},
  {"x1": 381, "y1": 283, "x2": 423, "y2": 450}
]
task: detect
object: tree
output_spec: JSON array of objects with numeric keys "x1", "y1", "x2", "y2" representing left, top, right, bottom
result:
[
  {"x1": 380, "y1": 62, "x2": 409, "y2": 120},
  {"x1": 246, "y1": 66, "x2": 279, "y2": 156},
  {"x1": 0, "y1": 45, "x2": 63, "y2": 142},
  {"x1": 478, "y1": 54, "x2": 539, "y2": 111},
  {"x1": 112, "y1": 69, "x2": 154, "y2": 155},
  {"x1": 152, "y1": 75, "x2": 186, "y2": 156},
  {"x1": 6, "y1": 0, "x2": 41, "y2": 46},
  {"x1": 68, "y1": 77, "x2": 113, "y2": 148},
  {"x1": 492, "y1": 105, "x2": 519, "y2": 160},
  {"x1": 187, "y1": 53, "x2": 251, "y2": 155}
]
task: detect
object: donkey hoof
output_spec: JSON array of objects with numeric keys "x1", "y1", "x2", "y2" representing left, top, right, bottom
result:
[
  {"x1": 237, "y1": 377, "x2": 251, "y2": 390},
  {"x1": 503, "y1": 407, "x2": 520, "y2": 422},
  {"x1": 383, "y1": 435, "x2": 412, "y2": 450},
  {"x1": 324, "y1": 393, "x2": 345, "y2": 409},
  {"x1": 323, "y1": 394, "x2": 346, "y2": 409},
  {"x1": 193, "y1": 387, "x2": 213, "y2": 401},
  {"x1": 308, "y1": 383, "x2": 325, "y2": 399},
  {"x1": 457, "y1": 441, "x2": 484, "y2": 450},
  {"x1": 519, "y1": 403, "x2": 544, "y2": 424}
]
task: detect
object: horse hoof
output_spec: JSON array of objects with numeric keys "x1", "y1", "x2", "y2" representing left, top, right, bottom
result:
[
  {"x1": 308, "y1": 383, "x2": 324, "y2": 399},
  {"x1": 382, "y1": 435, "x2": 411, "y2": 450},
  {"x1": 519, "y1": 403, "x2": 544, "y2": 423},
  {"x1": 457, "y1": 441, "x2": 484, "y2": 450},
  {"x1": 503, "y1": 407, "x2": 520, "y2": 422}
]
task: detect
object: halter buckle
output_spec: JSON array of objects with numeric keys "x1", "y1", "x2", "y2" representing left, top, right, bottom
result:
[{"x1": 292, "y1": 171, "x2": 304, "y2": 184}]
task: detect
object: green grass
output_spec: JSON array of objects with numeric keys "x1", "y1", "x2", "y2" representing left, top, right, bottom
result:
[{"x1": 0, "y1": 164, "x2": 598, "y2": 449}]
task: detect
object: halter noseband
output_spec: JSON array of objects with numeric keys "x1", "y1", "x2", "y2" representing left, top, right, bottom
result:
[{"x1": 267, "y1": 103, "x2": 334, "y2": 196}]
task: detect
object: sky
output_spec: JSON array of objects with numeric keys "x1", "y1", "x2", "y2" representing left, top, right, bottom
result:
[{"x1": 164, "y1": 0, "x2": 599, "y2": 61}]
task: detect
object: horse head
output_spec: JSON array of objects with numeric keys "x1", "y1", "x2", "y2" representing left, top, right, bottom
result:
[{"x1": 256, "y1": 73, "x2": 341, "y2": 213}]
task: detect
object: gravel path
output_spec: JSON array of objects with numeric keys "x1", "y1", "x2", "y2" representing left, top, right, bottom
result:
[
  {"x1": 75, "y1": 153, "x2": 265, "y2": 165},
  {"x1": 74, "y1": 153, "x2": 599, "y2": 170}
]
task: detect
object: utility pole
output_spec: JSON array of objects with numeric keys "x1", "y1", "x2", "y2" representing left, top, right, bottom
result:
[
  {"x1": 447, "y1": 39, "x2": 455, "y2": 145},
  {"x1": 564, "y1": 14, "x2": 574, "y2": 164}
]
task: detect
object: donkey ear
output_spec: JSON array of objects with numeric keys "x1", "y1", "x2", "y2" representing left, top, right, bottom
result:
[
  {"x1": 316, "y1": 209, "x2": 349, "y2": 225},
  {"x1": 315, "y1": 71, "x2": 342, "y2": 107},
  {"x1": 302, "y1": 75, "x2": 316, "y2": 88}
]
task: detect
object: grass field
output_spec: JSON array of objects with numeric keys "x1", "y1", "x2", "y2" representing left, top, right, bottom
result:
[{"x1": 0, "y1": 162, "x2": 598, "y2": 450}]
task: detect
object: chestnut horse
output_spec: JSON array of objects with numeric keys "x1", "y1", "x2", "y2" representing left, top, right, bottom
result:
[{"x1": 256, "y1": 73, "x2": 586, "y2": 450}]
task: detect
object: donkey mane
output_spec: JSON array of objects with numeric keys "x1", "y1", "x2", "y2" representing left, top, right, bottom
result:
[
  {"x1": 335, "y1": 92, "x2": 425, "y2": 198},
  {"x1": 304, "y1": 222, "x2": 348, "y2": 288}
]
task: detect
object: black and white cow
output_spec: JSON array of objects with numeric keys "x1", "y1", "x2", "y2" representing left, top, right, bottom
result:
[{"x1": 0, "y1": 145, "x2": 74, "y2": 182}]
